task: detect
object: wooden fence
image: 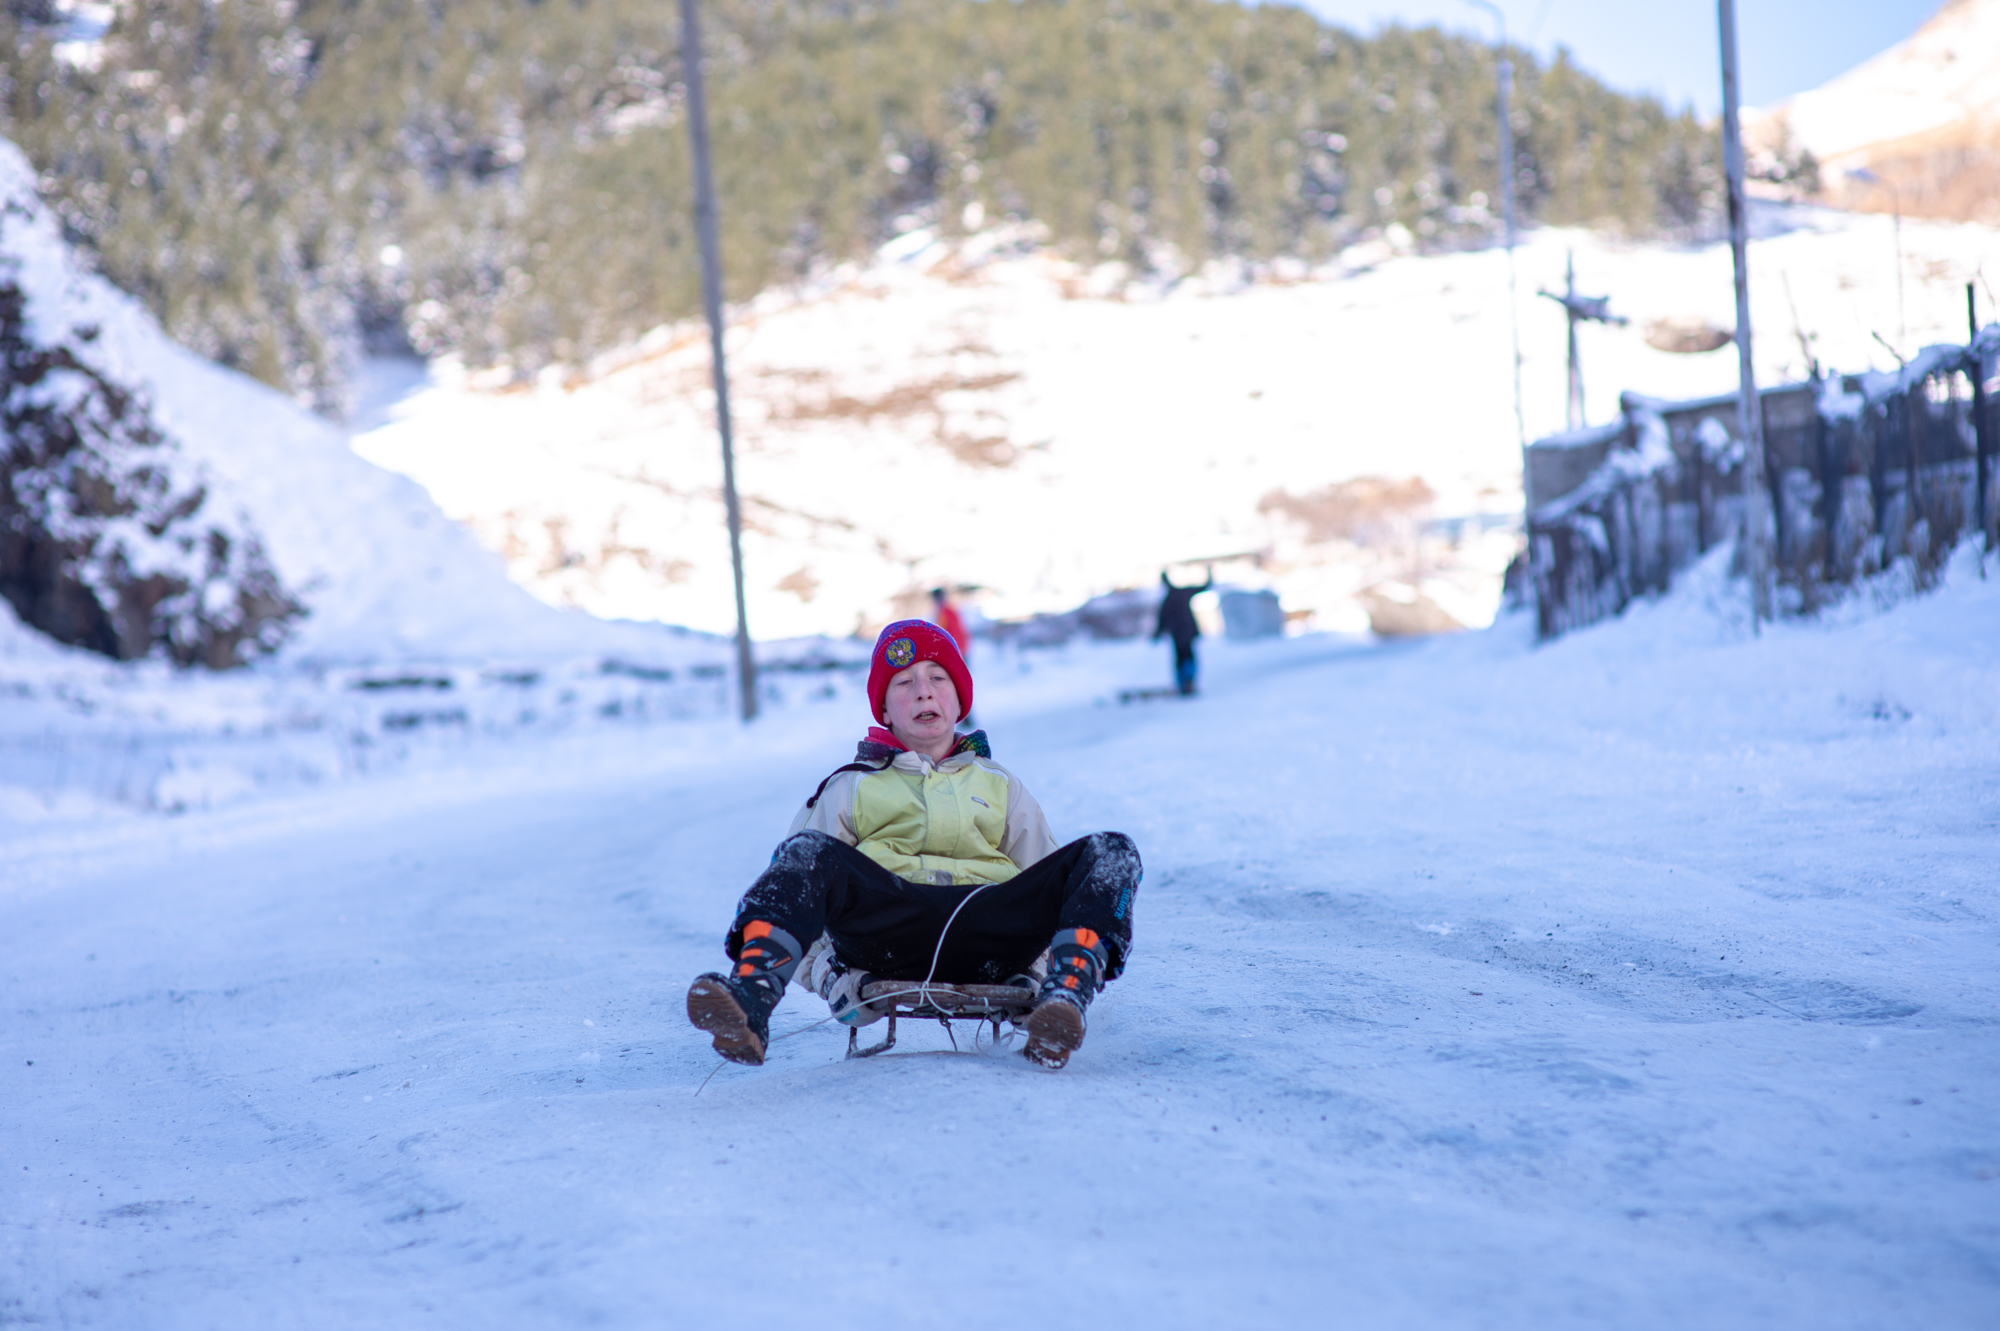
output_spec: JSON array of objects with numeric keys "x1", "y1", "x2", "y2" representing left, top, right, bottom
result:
[{"x1": 1524, "y1": 328, "x2": 1999, "y2": 640}]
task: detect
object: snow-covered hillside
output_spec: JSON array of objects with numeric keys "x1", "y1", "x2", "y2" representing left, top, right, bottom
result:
[
  {"x1": 354, "y1": 206, "x2": 2000, "y2": 641},
  {"x1": 1749, "y1": 0, "x2": 2000, "y2": 222},
  {"x1": 0, "y1": 138, "x2": 682, "y2": 669},
  {"x1": 0, "y1": 136, "x2": 769, "y2": 813},
  {"x1": 1755, "y1": 0, "x2": 2000, "y2": 169},
  {"x1": 4, "y1": 541, "x2": 1995, "y2": 1329}
]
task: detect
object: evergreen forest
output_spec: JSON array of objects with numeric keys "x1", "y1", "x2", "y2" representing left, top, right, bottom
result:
[{"x1": 3, "y1": 0, "x2": 1725, "y2": 413}]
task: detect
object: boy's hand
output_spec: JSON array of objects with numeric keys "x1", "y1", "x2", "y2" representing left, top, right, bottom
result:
[
  {"x1": 802, "y1": 935, "x2": 889, "y2": 1026},
  {"x1": 823, "y1": 969, "x2": 888, "y2": 1027}
]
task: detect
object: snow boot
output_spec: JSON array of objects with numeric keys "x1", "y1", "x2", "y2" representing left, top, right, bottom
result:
[
  {"x1": 687, "y1": 921, "x2": 802, "y2": 1065},
  {"x1": 1024, "y1": 927, "x2": 1109, "y2": 1069}
]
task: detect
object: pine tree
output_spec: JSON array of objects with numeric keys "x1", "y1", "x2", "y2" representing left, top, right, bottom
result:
[{"x1": 1, "y1": 0, "x2": 1723, "y2": 409}]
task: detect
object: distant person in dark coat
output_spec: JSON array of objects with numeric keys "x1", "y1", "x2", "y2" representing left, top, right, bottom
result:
[{"x1": 1154, "y1": 568, "x2": 1212, "y2": 696}]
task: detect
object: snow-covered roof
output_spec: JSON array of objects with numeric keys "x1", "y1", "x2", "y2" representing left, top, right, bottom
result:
[{"x1": 1524, "y1": 421, "x2": 1623, "y2": 453}]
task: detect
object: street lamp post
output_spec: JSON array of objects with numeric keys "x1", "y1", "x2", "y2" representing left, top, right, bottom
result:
[
  {"x1": 678, "y1": 0, "x2": 758, "y2": 721},
  {"x1": 1719, "y1": 0, "x2": 1773, "y2": 627}
]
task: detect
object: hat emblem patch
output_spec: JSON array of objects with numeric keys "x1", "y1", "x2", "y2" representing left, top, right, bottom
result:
[{"x1": 885, "y1": 636, "x2": 916, "y2": 668}]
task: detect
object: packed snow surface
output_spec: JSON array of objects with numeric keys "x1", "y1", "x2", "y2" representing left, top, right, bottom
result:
[{"x1": 5, "y1": 547, "x2": 1997, "y2": 1328}]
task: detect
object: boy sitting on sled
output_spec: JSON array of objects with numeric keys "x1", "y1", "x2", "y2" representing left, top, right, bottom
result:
[{"x1": 687, "y1": 619, "x2": 1141, "y2": 1069}]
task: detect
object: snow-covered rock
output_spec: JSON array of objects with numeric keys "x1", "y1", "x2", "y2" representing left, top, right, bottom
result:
[
  {"x1": 0, "y1": 133, "x2": 756, "y2": 813},
  {"x1": 1, "y1": 164, "x2": 301, "y2": 666},
  {"x1": 0, "y1": 136, "x2": 681, "y2": 668}
]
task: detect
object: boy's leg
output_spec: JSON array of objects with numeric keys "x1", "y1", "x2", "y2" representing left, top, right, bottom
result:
[
  {"x1": 692, "y1": 830, "x2": 972, "y2": 1063},
  {"x1": 693, "y1": 829, "x2": 1142, "y2": 1067},
  {"x1": 813, "y1": 831, "x2": 1142, "y2": 1068},
  {"x1": 921, "y1": 832, "x2": 1141, "y2": 985},
  {"x1": 942, "y1": 831, "x2": 1140, "y2": 1068},
  {"x1": 730, "y1": 831, "x2": 965, "y2": 978},
  {"x1": 690, "y1": 830, "x2": 882, "y2": 1065},
  {"x1": 727, "y1": 830, "x2": 881, "y2": 958},
  {"x1": 725, "y1": 828, "x2": 1143, "y2": 982},
  {"x1": 1172, "y1": 638, "x2": 1198, "y2": 694},
  {"x1": 735, "y1": 829, "x2": 1134, "y2": 985},
  {"x1": 686, "y1": 914, "x2": 804, "y2": 1065}
]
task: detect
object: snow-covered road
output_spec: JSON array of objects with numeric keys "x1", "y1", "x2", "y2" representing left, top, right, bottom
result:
[{"x1": 6, "y1": 559, "x2": 1998, "y2": 1328}]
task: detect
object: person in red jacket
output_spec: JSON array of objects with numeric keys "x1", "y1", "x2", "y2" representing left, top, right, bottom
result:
[
  {"x1": 930, "y1": 587, "x2": 967, "y2": 651},
  {"x1": 686, "y1": 619, "x2": 1141, "y2": 1070},
  {"x1": 930, "y1": 587, "x2": 973, "y2": 725}
]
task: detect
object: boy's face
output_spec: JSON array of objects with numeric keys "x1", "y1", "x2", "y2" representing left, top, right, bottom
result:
[{"x1": 882, "y1": 659, "x2": 961, "y2": 748}]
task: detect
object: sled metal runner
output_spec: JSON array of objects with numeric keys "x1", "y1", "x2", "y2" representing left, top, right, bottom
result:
[{"x1": 845, "y1": 981, "x2": 1036, "y2": 1058}]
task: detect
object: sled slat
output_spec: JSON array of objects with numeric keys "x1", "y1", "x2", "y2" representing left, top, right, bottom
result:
[{"x1": 859, "y1": 981, "x2": 1036, "y2": 1018}]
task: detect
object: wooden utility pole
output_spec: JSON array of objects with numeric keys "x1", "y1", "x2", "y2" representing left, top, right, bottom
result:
[
  {"x1": 1537, "y1": 251, "x2": 1627, "y2": 430},
  {"x1": 1719, "y1": 0, "x2": 1772, "y2": 626},
  {"x1": 1973, "y1": 283, "x2": 1993, "y2": 552},
  {"x1": 678, "y1": 0, "x2": 757, "y2": 720},
  {"x1": 1565, "y1": 253, "x2": 1582, "y2": 427},
  {"x1": 1497, "y1": 35, "x2": 1521, "y2": 452}
]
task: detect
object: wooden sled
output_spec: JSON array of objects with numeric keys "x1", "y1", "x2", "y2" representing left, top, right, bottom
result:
[{"x1": 844, "y1": 981, "x2": 1037, "y2": 1059}]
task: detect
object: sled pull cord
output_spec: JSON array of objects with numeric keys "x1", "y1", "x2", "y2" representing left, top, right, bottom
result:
[
  {"x1": 916, "y1": 879, "x2": 999, "y2": 1005},
  {"x1": 705, "y1": 877, "x2": 1007, "y2": 1077}
]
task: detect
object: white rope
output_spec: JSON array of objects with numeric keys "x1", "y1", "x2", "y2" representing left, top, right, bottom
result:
[
  {"x1": 916, "y1": 878, "x2": 998, "y2": 1005},
  {"x1": 756, "y1": 880, "x2": 1009, "y2": 1046}
]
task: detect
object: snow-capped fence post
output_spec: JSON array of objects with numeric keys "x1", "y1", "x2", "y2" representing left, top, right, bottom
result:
[
  {"x1": 1812, "y1": 377, "x2": 1839, "y2": 586},
  {"x1": 1969, "y1": 285, "x2": 1992, "y2": 554},
  {"x1": 678, "y1": 0, "x2": 759, "y2": 723},
  {"x1": 1904, "y1": 376, "x2": 1923, "y2": 544},
  {"x1": 1527, "y1": 323, "x2": 1991, "y2": 638}
]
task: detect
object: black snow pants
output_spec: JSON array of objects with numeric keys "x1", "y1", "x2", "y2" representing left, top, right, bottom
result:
[
  {"x1": 727, "y1": 830, "x2": 1140, "y2": 986},
  {"x1": 1169, "y1": 631, "x2": 1199, "y2": 695}
]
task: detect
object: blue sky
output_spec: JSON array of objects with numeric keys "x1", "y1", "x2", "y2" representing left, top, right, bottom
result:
[{"x1": 1288, "y1": 0, "x2": 1943, "y2": 114}]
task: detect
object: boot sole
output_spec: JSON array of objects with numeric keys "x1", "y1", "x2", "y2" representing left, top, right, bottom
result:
[
  {"x1": 687, "y1": 977, "x2": 767, "y2": 1066},
  {"x1": 1023, "y1": 999, "x2": 1086, "y2": 1069}
]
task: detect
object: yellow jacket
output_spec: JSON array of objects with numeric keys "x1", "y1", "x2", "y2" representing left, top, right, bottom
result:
[{"x1": 788, "y1": 731, "x2": 1059, "y2": 886}]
